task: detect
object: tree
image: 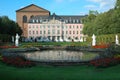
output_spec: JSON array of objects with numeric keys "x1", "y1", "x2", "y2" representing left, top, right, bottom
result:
[
  {"x1": 0, "y1": 16, "x2": 22, "y2": 42},
  {"x1": 82, "y1": 0, "x2": 120, "y2": 36},
  {"x1": 115, "y1": 0, "x2": 120, "y2": 9},
  {"x1": 82, "y1": 10, "x2": 98, "y2": 36},
  {"x1": 0, "y1": 16, "x2": 22, "y2": 35}
]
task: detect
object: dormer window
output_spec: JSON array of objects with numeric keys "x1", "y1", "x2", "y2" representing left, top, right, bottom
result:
[
  {"x1": 46, "y1": 19, "x2": 48, "y2": 23},
  {"x1": 66, "y1": 20, "x2": 68, "y2": 23},
  {"x1": 69, "y1": 17, "x2": 72, "y2": 23},
  {"x1": 73, "y1": 20, "x2": 75, "y2": 23},
  {"x1": 40, "y1": 20, "x2": 42, "y2": 23},
  {"x1": 32, "y1": 19, "x2": 35, "y2": 23},
  {"x1": 77, "y1": 20, "x2": 79, "y2": 23},
  {"x1": 36, "y1": 19, "x2": 39, "y2": 23}
]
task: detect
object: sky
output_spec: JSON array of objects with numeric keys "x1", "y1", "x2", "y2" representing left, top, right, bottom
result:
[{"x1": 0, "y1": 0, "x2": 116, "y2": 21}]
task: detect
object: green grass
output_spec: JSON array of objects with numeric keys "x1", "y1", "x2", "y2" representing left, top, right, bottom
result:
[{"x1": 0, "y1": 61, "x2": 120, "y2": 80}]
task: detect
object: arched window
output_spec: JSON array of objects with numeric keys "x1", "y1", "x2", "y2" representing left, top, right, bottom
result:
[
  {"x1": 30, "y1": 15, "x2": 34, "y2": 18},
  {"x1": 23, "y1": 15, "x2": 27, "y2": 23}
]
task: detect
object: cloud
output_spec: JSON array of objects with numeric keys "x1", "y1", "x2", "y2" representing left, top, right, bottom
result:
[
  {"x1": 86, "y1": 0, "x2": 116, "y2": 11},
  {"x1": 85, "y1": 5, "x2": 97, "y2": 10}
]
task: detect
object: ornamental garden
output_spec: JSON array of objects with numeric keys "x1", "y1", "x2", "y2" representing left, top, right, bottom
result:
[{"x1": 1, "y1": 1, "x2": 120, "y2": 79}]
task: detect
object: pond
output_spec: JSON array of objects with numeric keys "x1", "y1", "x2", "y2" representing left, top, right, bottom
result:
[{"x1": 20, "y1": 50, "x2": 99, "y2": 62}]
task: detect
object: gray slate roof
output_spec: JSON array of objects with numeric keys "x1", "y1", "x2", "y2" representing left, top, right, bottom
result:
[{"x1": 29, "y1": 13, "x2": 86, "y2": 24}]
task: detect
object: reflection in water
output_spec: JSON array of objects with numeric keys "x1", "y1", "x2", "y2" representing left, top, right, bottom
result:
[{"x1": 21, "y1": 50, "x2": 98, "y2": 62}]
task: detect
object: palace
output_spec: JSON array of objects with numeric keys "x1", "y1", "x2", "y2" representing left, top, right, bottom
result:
[{"x1": 16, "y1": 4, "x2": 86, "y2": 42}]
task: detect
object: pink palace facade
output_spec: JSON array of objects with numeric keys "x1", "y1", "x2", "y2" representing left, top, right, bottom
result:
[{"x1": 27, "y1": 13, "x2": 86, "y2": 42}]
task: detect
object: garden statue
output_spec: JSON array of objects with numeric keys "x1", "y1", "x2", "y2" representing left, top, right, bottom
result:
[
  {"x1": 115, "y1": 35, "x2": 119, "y2": 45},
  {"x1": 50, "y1": 36, "x2": 52, "y2": 41},
  {"x1": 59, "y1": 37, "x2": 63, "y2": 42},
  {"x1": 55, "y1": 37, "x2": 58, "y2": 42},
  {"x1": 84, "y1": 37, "x2": 86, "y2": 42},
  {"x1": 12, "y1": 36, "x2": 14, "y2": 43},
  {"x1": 92, "y1": 34, "x2": 96, "y2": 46},
  {"x1": 80, "y1": 37, "x2": 83, "y2": 42},
  {"x1": 15, "y1": 33, "x2": 20, "y2": 46}
]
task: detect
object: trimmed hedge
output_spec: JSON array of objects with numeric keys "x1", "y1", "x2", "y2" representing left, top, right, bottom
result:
[{"x1": 86, "y1": 34, "x2": 120, "y2": 45}]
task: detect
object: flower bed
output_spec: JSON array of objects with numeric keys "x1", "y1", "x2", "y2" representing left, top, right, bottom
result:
[
  {"x1": 1, "y1": 56, "x2": 35, "y2": 67},
  {"x1": 92, "y1": 44, "x2": 109, "y2": 49},
  {"x1": 90, "y1": 57, "x2": 120, "y2": 68},
  {"x1": 0, "y1": 46, "x2": 18, "y2": 49}
]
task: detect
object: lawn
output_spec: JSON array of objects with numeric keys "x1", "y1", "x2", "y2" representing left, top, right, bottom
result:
[
  {"x1": 0, "y1": 61, "x2": 120, "y2": 80},
  {"x1": 20, "y1": 42, "x2": 90, "y2": 47}
]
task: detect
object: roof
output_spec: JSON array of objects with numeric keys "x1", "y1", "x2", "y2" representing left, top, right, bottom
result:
[
  {"x1": 16, "y1": 4, "x2": 50, "y2": 12},
  {"x1": 29, "y1": 13, "x2": 86, "y2": 24}
]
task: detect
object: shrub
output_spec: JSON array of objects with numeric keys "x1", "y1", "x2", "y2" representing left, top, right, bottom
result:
[
  {"x1": 92, "y1": 44, "x2": 109, "y2": 49},
  {"x1": 90, "y1": 57, "x2": 120, "y2": 68},
  {"x1": 0, "y1": 46, "x2": 18, "y2": 49},
  {"x1": 2, "y1": 56, "x2": 35, "y2": 68}
]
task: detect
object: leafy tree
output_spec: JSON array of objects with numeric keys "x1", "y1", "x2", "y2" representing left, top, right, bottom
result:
[
  {"x1": 83, "y1": 0, "x2": 120, "y2": 36},
  {"x1": 0, "y1": 16, "x2": 22, "y2": 42},
  {"x1": 115, "y1": 0, "x2": 120, "y2": 9}
]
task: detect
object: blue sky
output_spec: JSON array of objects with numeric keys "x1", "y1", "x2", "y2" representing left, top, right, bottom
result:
[{"x1": 0, "y1": 0, "x2": 116, "y2": 21}]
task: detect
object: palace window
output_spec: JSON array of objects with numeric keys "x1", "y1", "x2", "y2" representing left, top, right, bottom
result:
[
  {"x1": 33, "y1": 25, "x2": 34, "y2": 28},
  {"x1": 36, "y1": 25, "x2": 38, "y2": 28},
  {"x1": 29, "y1": 31, "x2": 31, "y2": 34},
  {"x1": 62, "y1": 26, "x2": 64, "y2": 29},
  {"x1": 62, "y1": 31, "x2": 64, "y2": 34},
  {"x1": 66, "y1": 26, "x2": 68, "y2": 28},
  {"x1": 40, "y1": 26, "x2": 42, "y2": 28},
  {"x1": 53, "y1": 25, "x2": 55, "y2": 28},
  {"x1": 52, "y1": 30, "x2": 55, "y2": 34},
  {"x1": 57, "y1": 30, "x2": 60, "y2": 34},
  {"x1": 33, "y1": 31, "x2": 35, "y2": 34},
  {"x1": 40, "y1": 31, "x2": 42, "y2": 34},
  {"x1": 66, "y1": 31, "x2": 68, "y2": 34},
  {"x1": 73, "y1": 31, "x2": 75, "y2": 34},
  {"x1": 77, "y1": 31, "x2": 79, "y2": 34},
  {"x1": 80, "y1": 31, "x2": 82, "y2": 34},
  {"x1": 48, "y1": 30, "x2": 50, "y2": 34},
  {"x1": 29, "y1": 25, "x2": 31, "y2": 28},
  {"x1": 48, "y1": 25, "x2": 50, "y2": 28},
  {"x1": 57, "y1": 26, "x2": 59, "y2": 28},
  {"x1": 77, "y1": 26, "x2": 78, "y2": 28},
  {"x1": 36, "y1": 31, "x2": 38, "y2": 34},
  {"x1": 80, "y1": 25, "x2": 82, "y2": 29},
  {"x1": 73, "y1": 25, "x2": 74, "y2": 28},
  {"x1": 42, "y1": 25, "x2": 45, "y2": 28},
  {"x1": 44, "y1": 31, "x2": 46, "y2": 34}
]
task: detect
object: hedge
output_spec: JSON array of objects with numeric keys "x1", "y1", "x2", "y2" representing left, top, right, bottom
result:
[{"x1": 86, "y1": 34, "x2": 120, "y2": 45}]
